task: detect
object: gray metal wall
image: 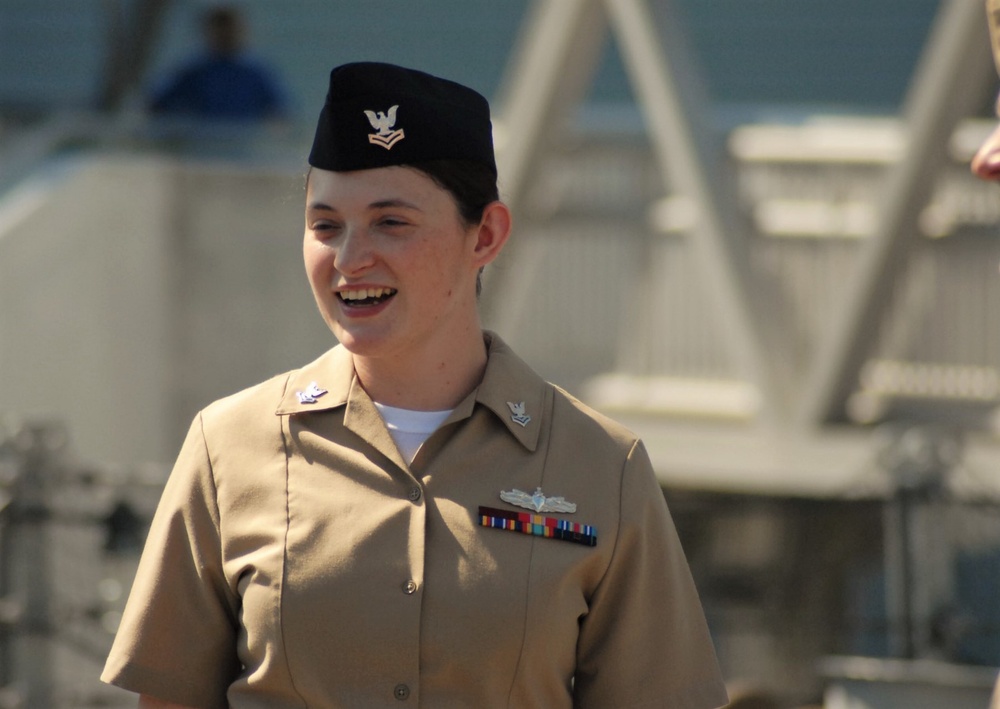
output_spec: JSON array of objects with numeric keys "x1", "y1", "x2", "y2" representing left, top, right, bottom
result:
[{"x1": 0, "y1": 154, "x2": 329, "y2": 467}]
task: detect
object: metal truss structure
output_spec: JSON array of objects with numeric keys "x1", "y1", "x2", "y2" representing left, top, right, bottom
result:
[
  {"x1": 0, "y1": 420, "x2": 153, "y2": 708},
  {"x1": 484, "y1": 0, "x2": 1000, "y2": 499}
]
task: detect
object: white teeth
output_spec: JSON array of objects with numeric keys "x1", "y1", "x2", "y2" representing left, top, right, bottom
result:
[{"x1": 340, "y1": 287, "x2": 395, "y2": 302}]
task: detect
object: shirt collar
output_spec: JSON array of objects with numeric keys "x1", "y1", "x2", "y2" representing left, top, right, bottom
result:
[
  {"x1": 275, "y1": 345, "x2": 354, "y2": 415},
  {"x1": 469, "y1": 331, "x2": 546, "y2": 452},
  {"x1": 274, "y1": 330, "x2": 547, "y2": 452}
]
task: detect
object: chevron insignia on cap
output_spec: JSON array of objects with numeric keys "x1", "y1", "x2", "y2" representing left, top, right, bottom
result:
[{"x1": 364, "y1": 105, "x2": 405, "y2": 150}]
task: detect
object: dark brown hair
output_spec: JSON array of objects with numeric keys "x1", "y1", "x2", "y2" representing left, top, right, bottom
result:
[
  {"x1": 304, "y1": 160, "x2": 498, "y2": 226},
  {"x1": 407, "y1": 159, "x2": 499, "y2": 227}
]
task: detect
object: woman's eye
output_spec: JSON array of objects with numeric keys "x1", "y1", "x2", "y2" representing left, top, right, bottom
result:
[{"x1": 310, "y1": 221, "x2": 340, "y2": 235}]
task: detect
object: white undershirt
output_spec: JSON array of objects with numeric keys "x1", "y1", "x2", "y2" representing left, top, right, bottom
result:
[{"x1": 374, "y1": 402, "x2": 453, "y2": 463}]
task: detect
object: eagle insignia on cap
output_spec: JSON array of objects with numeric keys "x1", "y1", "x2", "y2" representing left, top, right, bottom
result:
[{"x1": 364, "y1": 105, "x2": 405, "y2": 150}]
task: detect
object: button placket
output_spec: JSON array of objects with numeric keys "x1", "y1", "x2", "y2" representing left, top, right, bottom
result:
[{"x1": 399, "y1": 477, "x2": 424, "y2": 706}]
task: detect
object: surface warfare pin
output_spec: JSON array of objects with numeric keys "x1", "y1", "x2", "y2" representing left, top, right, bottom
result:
[
  {"x1": 364, "y1": 105, "x2": 405, "y2": 150},
  {"x1": 500, "y1": 487, "x2": 576, "y2": 514},
  {"x1": 296, "y1": 381, "x2": 328, "y2": 405}
]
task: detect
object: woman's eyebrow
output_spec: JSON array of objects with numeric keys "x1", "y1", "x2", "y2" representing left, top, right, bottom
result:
[
  {"x1": 306, "y1": 199, "x2": 422, "y2": 211},
  {"x1": 370, "y1": 198, "x2": 422, "y2": 211}
]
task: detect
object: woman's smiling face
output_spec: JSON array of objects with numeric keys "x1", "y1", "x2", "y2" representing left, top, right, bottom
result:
[{"x1": 303, "y1": 165, "x2": 486, "y2": 360}]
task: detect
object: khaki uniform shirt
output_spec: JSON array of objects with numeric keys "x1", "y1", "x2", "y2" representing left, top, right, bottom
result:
[{"x1": 102, "y1": 332, "x2": 728, "y2": 709}]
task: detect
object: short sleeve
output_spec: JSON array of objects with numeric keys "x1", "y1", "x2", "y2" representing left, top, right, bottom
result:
[
  {"x1": 101, "y1": 414, "x2": 241, "y2": 709},
  {"x1": 573, "y1": 440, "x2": 729, "y2": 709}
]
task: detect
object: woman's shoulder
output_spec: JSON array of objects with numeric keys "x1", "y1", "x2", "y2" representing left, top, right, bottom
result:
[
  {"x1": 205, "y1": 370, "x2": 294, "y2": 412},
  {"x1": 484, "y1": 331, "x2": 640, "y2": 454},
  {"x1": 547, "y1": 382, "x2": 640, "y2": 452},
  {"x1": 195, "y1": 370, "x2": 295, "y2": 435},
  {"x1": 197, "y1": 346, "x2": 345, "y2": 428}
]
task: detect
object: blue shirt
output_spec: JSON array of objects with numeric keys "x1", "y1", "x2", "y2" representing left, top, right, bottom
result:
[{"x1": 149, "y1": 54, "x2": 287, "y2": 121}]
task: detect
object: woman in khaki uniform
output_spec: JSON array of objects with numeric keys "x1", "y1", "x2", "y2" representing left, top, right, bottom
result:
[{"x1": 102, "y1": 62, "x2": 729, "y2": 709}]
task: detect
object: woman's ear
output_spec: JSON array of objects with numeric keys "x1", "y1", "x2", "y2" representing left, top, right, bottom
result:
[{"x1": 471, "y1": 201, "x2": 512, "y2": 268}]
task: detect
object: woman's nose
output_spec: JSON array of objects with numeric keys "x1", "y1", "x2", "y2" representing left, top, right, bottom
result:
[
  {"x1": 972, "y1": 124, "x2": 1000, "y2": 181},
  {"x1": 334, "y1": 226, "x2": 376, "y2": 275}
]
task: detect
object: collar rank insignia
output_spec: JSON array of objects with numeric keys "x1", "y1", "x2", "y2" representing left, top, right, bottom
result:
[
  {"x1": 296, "y1": 381, "x2": 328, "y2": 405},
  {"x1": 364, "y1": 105, "x2": 405, "y2": 150},
  {"x1": 500, "y1": 486, "x2": 576, "y2": 514},
  {"x1": 506, "y1": 401, "x2": 531, "y2": 427}
]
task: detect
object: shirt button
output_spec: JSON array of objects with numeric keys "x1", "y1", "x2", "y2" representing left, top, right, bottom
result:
[
  {"x1": 402, "y1": 580, "x2": 418, "y2": 595},
  {"x1": 394, "y1": 684, "x2": 410, "y2": 701},
  {"x1": 407, "y1": 486, "x2": 422, "y2": 502}
]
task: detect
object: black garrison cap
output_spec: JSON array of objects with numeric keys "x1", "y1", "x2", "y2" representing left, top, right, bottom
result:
[{"x1": 308, "y1": 62, "x2": 496, "y2": 177}]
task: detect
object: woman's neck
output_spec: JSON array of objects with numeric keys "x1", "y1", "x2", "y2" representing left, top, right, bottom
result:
[{"x1": 351, "y1": 327, "x2": 487, "y2": 411}]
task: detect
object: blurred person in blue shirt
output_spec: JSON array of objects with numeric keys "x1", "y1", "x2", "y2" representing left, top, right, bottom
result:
[{"x1": 148, "y1": 4, "x2": 288, "y2": 122}]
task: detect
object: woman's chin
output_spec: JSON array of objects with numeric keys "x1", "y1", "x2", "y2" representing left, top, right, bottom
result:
[{"x1": 329, "y1": 326, "x2": 390, "y2": 357}]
